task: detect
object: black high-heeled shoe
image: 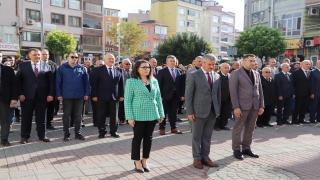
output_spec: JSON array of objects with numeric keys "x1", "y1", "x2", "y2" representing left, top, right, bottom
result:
[
  {"x1": 141, "y1": 160, "x2": 150, "y2": 172},
  {"x1": 134, "y1": 161, "x2": 144, "y2": 173}
]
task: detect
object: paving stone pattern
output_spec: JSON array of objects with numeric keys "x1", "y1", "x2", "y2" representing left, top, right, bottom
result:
[{"x1": 0, "y1": 112, "x2": 319, "y2": 179}]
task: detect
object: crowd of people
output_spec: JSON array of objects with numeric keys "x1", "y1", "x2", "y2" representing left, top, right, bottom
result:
[{"x1": 0, "y1": 49, "x2": 319, "y2": 173}]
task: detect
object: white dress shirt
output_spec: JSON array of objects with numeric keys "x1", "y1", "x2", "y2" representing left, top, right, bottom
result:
[
  {"x1": 201, "y1": 67, "x2": 213, "y2": 83},
  {"x1": 106, "y1": 65, "x2": 115, "y2": 78}
]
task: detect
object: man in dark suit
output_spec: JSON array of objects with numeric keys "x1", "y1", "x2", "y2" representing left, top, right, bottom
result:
[
  {"x1": 157, "y1": 55, "x2": 184, "y2": 135},
  {"x1": 309, "y1": 61, "x2": 320, "y2": 123},
  {"x1": 257, "y1": 67, "x2": 277, "y2": 127},
  {"x1": 16, "y1": 48, "x2": 54, "y2": 144},
  {"x1": 119, "y1": 59, "x2": 131, "y2": 125},
  {"x1": 229, "y1": 61, "x2": 240, "y2": 73},
  {"x1": 41, "y1": 49, "x2": 58, "y2": 130},
  {"x1": 274, "y1": 63, "x2": 294, "y2": 126},
  {"x1": 0, "y1": 63, "x2": 18, "y2": 146},
  {"x1": 229, "y1": 54, "x2": 264, "y2": 160},
  {"x1": 149, "y1": 58, "x2": 158, "y2": 78},
  {"x1": 91, "y1": 53, "x2": 124, "y2": 138},
  {"x1": 292, "y1": 60, "x2": 311, "y2": 124},
  {"x1": 214, "y1": 63, "x2": 231, "y2": 131}
]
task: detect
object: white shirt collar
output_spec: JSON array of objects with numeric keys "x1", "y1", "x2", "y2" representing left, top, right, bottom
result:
[
  {"x1": 221, "y1": 72, "x2": 228, "y2": 76},
  {"x1": 106, "y1": 65, "x2": 113, "y2": 69},
  {"x1": 31, "y1": 61, "x2": 40, "y2": 65},
  {"x1": 201, "y1": 67, "x2": 212, "y2": 74},
  {"x1": 301, "y1": 68, "x2": 308, "y2": 72},
  {"x1": 317, "y1": 68, "x2": 320, "y2": 71}
]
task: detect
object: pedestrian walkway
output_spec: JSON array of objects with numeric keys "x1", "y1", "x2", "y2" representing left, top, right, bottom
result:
[{"x1": 0, "y1": 113, "x2": 319, "y2": 179}]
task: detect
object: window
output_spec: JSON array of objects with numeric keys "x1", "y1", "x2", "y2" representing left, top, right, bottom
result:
[
  {"x1": 154, "y1": 42, "x2": 159, "y2": 50},
  {"x1": 274, "y1": 12, "x2": 302, "y2": 36},
  {"x1": 179, "y1": 20, "x2": 185, "y2": 26},
  {"x1": 69, "y1": 16, "x2": 81, "y2": 27},
  {"x1": 252, "y1": 2, "x2": 255, "y2": 12},
  {"x1": 27, "y1": 0, "x2": 40, "y2": 2},
  {"x1": 195, "y1": 23, "x2": 199, "y2": 29},
  {"x1": 106, "y1": 37, "x2": 114, "y2": 45},
  {"x1": 154, "y1": 26, "x2": 167, "y2": 34},
  {"x1": 142, "y1": 42, "x2": 150, "y2": 48},
  {"x1": 83, "y1": 36, "x2": 102, "y2": 45},
  {"x1": 195, "y1": 12, "x2": 200, "y2": 18},
  {"x1": 84, "y1": 2, "x2": 102, "y2": 14},
  {"x1": 222, "y1": 25, "x2": 234, "y2": 33},
  {"x1": 22, "y1": 31, "x2": 41, "y2": 42},
  {"x1": 196, "y1": 1, "x2": 201, "y2": 6},
  {"x1": 4, "y1": 34, "x2": 13, "y2": 43},
  {"x1": 228, "y1": 37, "x2": 234, "y2": 43},
  {"x1": 144, "y1": 28, "x2": 150, "y2": 34},
  {"x1": 258, "y1": 0, "x2": 263, "y2": 11},
  {"x1": 222, "y1": 14, "x2": 234, "y2": 24},
  {"x1": 187, "y1": 21, "x2": 195, "y2": 28},
  {"x1": 51, "y1": 0, "x2": 64, "y2": 7},
  {"x1": 69, "y1": 0, "x2": 80, "y2": 10},
  {"x1": 83, "y1": 18, "x2": 101, "y2": 29},
  {"x1": 221, "y1": 35, "x2": 228, "y2": 42},
  {"x1": 213, "y1": 26, "x2": 219, "y2": 33},
  {"x1": 212, "y1": 37, "x2": 219, "y2": 44},
  {"x1": 105, "y1": 9, "x2": 119, "y2": 17},
  {"x1": 106, "y1": 23, "x2": 112, "y2": 32},
  {"x1": 228, "y1": 17, "x2": 234, "y2": 24},
  {"x1": 221, "y1": 46, "x2": 228, "y2": 52},
  {"x1": 213, "y1": 16, "x2": 219, "y2": 23},
  {"x1": 26, "y1": 9, "x2": 40, "y2": 21},
  {"x1": 188, "y1": 10, "x2": 195, "y2": 16},
  {"x1": 51, "y1": 13, "x2": 65, "y2": 25},
  {"x1": 179, "y1": 8, "x2": 185, "y2": 15}
]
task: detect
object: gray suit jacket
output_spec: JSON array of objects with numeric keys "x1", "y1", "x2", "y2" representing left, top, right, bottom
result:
[
  {"x1": 229, "y1": 68, "x2": 264, "y2": 111},
  {"x1": 185, "y1": 69, "x2": 221, "y2": 118}
]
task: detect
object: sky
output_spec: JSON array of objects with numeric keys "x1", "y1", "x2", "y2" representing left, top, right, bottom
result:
[{"x1": 104, "y1": 0, "x2": 244, "y2": 31}]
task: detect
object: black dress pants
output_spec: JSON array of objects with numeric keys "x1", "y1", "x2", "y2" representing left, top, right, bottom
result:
[
  {"x1": 131, "y1": 120, "x2": 157, "y2": 160},
  {"x1": 257, "y1": 105, "x2": 274, "y2": 125},
  {"x1": 0, "y1": 96, "x2": 10, "y2": 140},
  {"x1": 292, "y1": 96, "x2": 308, "y2": 123},
  {"x1": 159, "y1": 92, "x2": 179, "y2": 130},
  {"x1": 46, "y1": 98, "x2": 55, "y2": 126},
  {"x1": 118, "y1": 101, "x2": 125, "y2": 121},
  {"x1": 276, "y1": 97, "x2": 292, "y2": 124},
  {"x1": 90, "y1": 98, "x2": 97, "y2": 126},
  {"x1": 215, "y1": 100, "x2": 231, "y2": 128},
  {"x1": 97, "y1": 99, "x2": 118, "y2": 135}
]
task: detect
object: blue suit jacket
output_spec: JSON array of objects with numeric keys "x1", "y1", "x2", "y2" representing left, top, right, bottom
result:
[
  {"x1": 274, "y1": 72, "x2": 294, "y2": 98},
  {"x1": 309, "y1": 69, "x2": 320, "y2": 97},
  {"x1": 157, "y1": 67, "x2": 184, "y2": 100},
  {"x1": 91, "y1": 65, "x2": 124, "y2": 101}
]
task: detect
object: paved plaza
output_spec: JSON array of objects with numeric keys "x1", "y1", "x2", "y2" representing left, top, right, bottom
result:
[{"x1": 0, "y1": 112, "x2": 320, "y2": 180}]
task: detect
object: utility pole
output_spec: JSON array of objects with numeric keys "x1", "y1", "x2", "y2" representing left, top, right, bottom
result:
[
  {"x1": 117, "y1": 22, "x2": 121, "y2": 62},
  {"x1": 40, "y1": 0, "x2": 44, "y2": 49},
  {"x1": 102, "y1": 1, "x2": 105, "y2": 57}
]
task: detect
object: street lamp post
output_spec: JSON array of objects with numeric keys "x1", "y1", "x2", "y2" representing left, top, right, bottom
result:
[
  {"x1": 117, "y1": 23, "x2": 121, "y2": 62},
  {"x1": 40, "y1": 0, "x2": 44, "y2": 49}
]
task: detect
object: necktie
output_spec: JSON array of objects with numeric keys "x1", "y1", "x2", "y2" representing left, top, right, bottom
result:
[
  {"x1": 153, "y1": 68, "x2": 157, "y2": 76},
  {"x1": 126, "y1": 70, "x2": 130, "y2": 78},
  {"x1": 305, "y1": 71, "x2": 309, "y2": 78},
  {"x1": 286, "y1": 73, "x2": 290, "y2": 81},
  {"x1": 225, "y1": 75, "x2": 228, "y2": 81},
  {"x1": 171, "y1": 68, "x2": 176, "y2": 81},
  {"x1": 108, "y1": 68, "x2": 113, "y2": 79},
  {"x1": 34, "y1": 63, "x2": 38, "y2": 77},
  {"x1": 206, "y1": 72, "x2": 212, "y2": 87}
]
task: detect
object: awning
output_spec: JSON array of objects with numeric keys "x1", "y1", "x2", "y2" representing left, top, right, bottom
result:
[{"x1": 1, "y1": 51, "x2": 18, "y2": 56}]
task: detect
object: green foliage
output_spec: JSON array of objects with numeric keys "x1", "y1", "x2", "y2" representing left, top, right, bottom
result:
[
  {"x1": 45, "y1": 30, "x2": 77, "y2": 58},
  {"x1": 17, "y1": 49, "x2": 22, "y2": 59},
  {"x1": 154, "y1": 32, "x2": 213, "y2": 65},
  {"x1": 235, "y1": 26, "x2": 286, "y2": 59},
  {"x1": 109, "y1": 19, "x2": 146, "y2": 57}
]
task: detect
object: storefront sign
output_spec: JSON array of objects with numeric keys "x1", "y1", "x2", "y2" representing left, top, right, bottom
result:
[
  {"x1": 306, "y1": 0, "x2": 320, "y2": 5},
  {"x1": 285, "y1": 38, "x2": 304, "y2": 49},
  {"x1": 36, "y1": 23, "x2": 56, "y2": 30},
  {"x1": 274, "y1": 0, "x2": 303, "y2": 13},
  {"x1": 0, "y1": 43, "x2": 19, "y2": 51},
  {"x1": 314, "y1": 36, "x2": 320, "y2": 45}
]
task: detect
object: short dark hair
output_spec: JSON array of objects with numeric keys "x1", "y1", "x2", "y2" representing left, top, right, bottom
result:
[
  {"x1": 294, "y1": 62, "x2": 301, "y2": 65},
  {"x1": 28, "y1": 48, "x2": 40, "y2": 54},
  {"x1": 7, "y1": 56, "x2": 13, "y2": 59},
  {"x1": 130, "y1": 60, "x2": 154, "y2": 79},
  {"x1": 243, "y1": 54, "x2": 256, "y2": 59}
]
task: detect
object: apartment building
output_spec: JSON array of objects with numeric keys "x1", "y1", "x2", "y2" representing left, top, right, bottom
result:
[
  {"x1": 0, "y1": 0, "x2": 19, "y2": 58},
  {"x1": 128, "y1": 11, "x2": 150, "y2": 23},
  {"x1": 103, "y1": 8, "x2": 120, "y2": 56},
  {"x1": 17, "y1": 0, "x2": 82, "y2": 60}
]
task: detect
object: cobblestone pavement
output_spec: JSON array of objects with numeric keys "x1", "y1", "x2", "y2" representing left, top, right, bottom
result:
[{"x1": 0, "y1": 112, "x2": 320, "y2": 180}]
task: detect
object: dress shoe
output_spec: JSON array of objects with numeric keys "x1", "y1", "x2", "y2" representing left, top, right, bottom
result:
[
  {"x1": 292, "y1": 121, "x2": 301, "y2": 125},
  {"x1": 299, "y1": 120, "x2": 310, "y2": 124},
  {"x1": 63, "y1": 135, "x2": 70, "y2": 142},
  {"x1": 85, "y1": 111, "x2": 89, "y2": 115},
  {"x1": 214, "y1": 127, "x2": 221, "y2": 131},
  {"x1": 54, "y1": 111, "x2": 58, "y2": 115},
  {"x1": 75, "y1": 134, "x2": 85, "y2": 140},
  {"x1": 159, "y1": 129, "x2": 166, "y2": 135},
  {"x1": 39, "y1": 137, "x2": 51, "y2": 142},
  {"x1": 1, "y1": 139, "x2": 10, "y2": 146},
  {"x1": 98, "y1": 134, "x2": 106, "y2": 138},
  {"x1": 221, "y1": 126, "x2": 230, "y2": 130},
  {"x1": 141, "y1": 160, "x2": 150, "y2": 172},
  {"x1": 20, "y1": 138, "x2": 29, "y2": 144},
  {"x1": 46, "y1": 124, "x2": 55, "y2": 130},
  {"x1": 284, "y1": 121, "x2": 293, "y2": 125},
  {"x1": 110, "y1": 133, "x2": 120, "y2": 138},
  {"x1": 277, "y1": 123, "x2": 283, "y2": 126},
  {"x1": 264, "y1": 123, "x2": 273, "y2": 127},
  {"x1": 178, "y1": 110, "x2": 183, "y2": 114},
  {"x1": 310, "y1": 120, "x2": 317, "y2": 123},
  {"x1": 257, "y1": 124, "x2": 264, "y2": 128},
  {"x1": 201, "y1": 158, "x2": 219, "y2": 167},
  {"x1": 171, "y1": 128, "x2": 182, "y2": 134},
  {"x1": 119, "y1": 120, "x2": 125, "y2": 125},
  {"x1": 81, "y1": 124, "x2": 86, "y2": 127},
  {"x1": 233, "y1": 150, "x2": 244, "y2": 160},
  {"x1": 242, "y1": 149, "x2": 259, "y2": 158},
  {"x1": 134, "y1": 161, "x2": 144, "y2": 173},
  {"x1": 176, "y1": 118, "x2": 183, "y2": 122},
  {"x1": 15, "y1": 116, "x2": 20, "y2": 122},
  {"x1": 193, "y1": 160, "x2": 203, "y2": 169}
]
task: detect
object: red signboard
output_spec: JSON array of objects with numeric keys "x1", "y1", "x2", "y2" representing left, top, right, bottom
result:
[{"x1": 314, "y1": 36, "x2": 320, "y2": 45}]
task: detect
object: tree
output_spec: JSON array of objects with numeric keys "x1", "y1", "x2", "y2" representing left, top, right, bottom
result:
[
  {"x1": 45, "y1": 30, "x2": 77, "y2": 59},
  {"x1": 108, "y1": 19, "x2": 146, "y2": 57},
  {"x1": 154, "y1": 32, "x2": 213, "y2": 65},
  {"x1": 235, "y1": 26, "x2": 286, "y2": 61}
]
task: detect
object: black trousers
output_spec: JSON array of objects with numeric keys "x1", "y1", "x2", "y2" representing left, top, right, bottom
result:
[
  {"x1": 215, "y1": 100, "x2": 231, "y2": 128},
  {"x1": 0, "y1": 96, "x2": 10, "y2": 140},
  {"x1": 54, "y1": 99, "x2": 60, "y2": 112},
  {"x1": 118, "y1": 101, "x2": 125, "y2": 121},
  {"x1": 97, "y1": 99, "x2": 118, "y2": 134},
  {"x1": 257, "y1": 105, "x2": 274, "y2": 125},
  {"x1": 21, "y1": 95, "x2": 47, "y2": 139},
  {"x1": 70, "y1": 100, "x2": 85, "y2": 126},
  {"x1": 131, "y1": 120, "x2": 157, "y2": 160},
  {"x1": 159, "y1": 93, "x2": 179, "y2": 130},
  {"x1": 277, "y1": 97, "x2": 292, "y2": 123},
  {"x1": 46, "y1": 98, "x2": 56, "y2": 126},
  {"x1": 90, "y1": 98, "x2": 97, "y2": 126},
  {"x1": 292, "y1": 96, "x2": 308, "y2": 123}
]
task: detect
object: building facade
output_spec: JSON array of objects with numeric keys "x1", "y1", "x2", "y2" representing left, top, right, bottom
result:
[
  {"x1": 103, "y1": 8, "x2": 120, "y2": 56},
  {"x1": 128, "y1": 11, "x2": 150, "y2": 23},
  {"x1": 17, "y1": 0, "x2": 82, "y2": 61}
]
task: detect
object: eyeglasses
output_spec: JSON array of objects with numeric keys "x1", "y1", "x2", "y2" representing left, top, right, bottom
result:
[
  {"x1": 70, "y1": 56, "x2": 78, "y2": 59},
  {"x1": 264, "y1": 72, "x2": 271, "y2": 73},
  {"x1": 124, "y1": 63, "x2": 130, "y2": 65},
  {"x1": 139, "y1": 66, "x2": 151, "y2": 70}
]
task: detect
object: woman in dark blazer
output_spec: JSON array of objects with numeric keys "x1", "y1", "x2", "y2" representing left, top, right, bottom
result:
[{"x1": 124, "y1": 60, "x2": 165, "y2": 173}]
